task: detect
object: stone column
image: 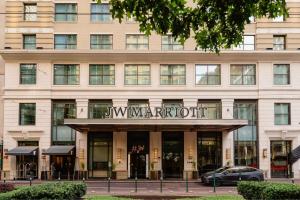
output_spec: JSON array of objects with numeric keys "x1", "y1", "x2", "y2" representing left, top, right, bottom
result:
[
  {"x1": 149, "y1": 131, "x2": 162, "y2": 179},
  {"x1": 113, "y1": 131, "x2": 127, "y2": 179},
  {"x1": 221, "y1": 99, "x2": 234, "y2": 166},
  {"x1": 184, "y1": 131, "x2": 197, "y2": 180},
  {"x1": 75, "y1": 99, "x2": 88, "y2": 175}
]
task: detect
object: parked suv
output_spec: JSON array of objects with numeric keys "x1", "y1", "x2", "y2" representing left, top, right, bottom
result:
[{"x1": 201, "y1": 166, "x2": 264, "y2": 186}]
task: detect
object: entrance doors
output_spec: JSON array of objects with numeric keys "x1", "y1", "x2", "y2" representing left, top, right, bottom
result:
[
  {"x1": 127, "y1": 132, "x2": 149, "y2": 179},
  {"x1": 197, "y1": 132, "x2": 222, "y2": 175},
  {"x1": 271, "y1": 141, "x2": 292, "y2": 178},
  {"x1": 162, "y1": 132, "x2": 184, "y2": 179}
]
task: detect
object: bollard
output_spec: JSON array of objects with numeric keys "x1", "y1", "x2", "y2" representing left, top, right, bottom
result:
[
  {"x1": 292, "y1": 178, "x2": 295, "y2": 184},
  {"x1": 108, "y1": 177, "x2": 111, "y2": 193},
  {"x1": 58, "y1": 172, "x2": 61, "y2": 181},
  {"x1": 135, "y1": 176, "x2": 138, "y2": 193},
  {"x1": 213, "y1": 171, "x2": 216, "y2": 193},
  {"x1": 185, "y1": 171, "x2": 189, "y2": 193},
  {"x1": 239, "y1": 171, "x2": 242, "y2": 181},
  {"x1": 29, "y1": 177, "x2": 32, "y2": 186},
  {"x1": 82, "y1": 177, "x2": 85, "y2": 183},
  {"x1": 160, "y1": 175, "x2": 163, "y2": 193}
]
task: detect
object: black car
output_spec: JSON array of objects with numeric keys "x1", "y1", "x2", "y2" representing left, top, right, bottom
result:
[{"x1": 201, "y1": 166, "x2": 264, "y2": 186}]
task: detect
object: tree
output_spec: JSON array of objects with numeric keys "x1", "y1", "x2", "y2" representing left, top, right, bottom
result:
[{"x1": 97, "y1": 0, "x2": 288, "y2": 53}]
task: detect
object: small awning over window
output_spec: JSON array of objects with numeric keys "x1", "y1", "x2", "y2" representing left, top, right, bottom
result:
[
  {"x1": 290, "y1": 145, "x2": 300, "y2": 164},
  {"x1": 6, "y1": 146, "x2": 38, "y2": 156},
  {"x1": 42, "y1": 146, "x2": 75, "y2": 156}
]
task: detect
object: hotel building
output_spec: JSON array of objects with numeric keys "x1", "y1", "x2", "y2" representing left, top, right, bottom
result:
[{"x1": 1, "y1": 0, "x2": 300, "y2": 180}]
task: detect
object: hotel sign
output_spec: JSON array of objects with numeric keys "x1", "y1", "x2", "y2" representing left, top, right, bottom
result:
[{"x1": 105, "y1": 106, "x2": 210, "y2": 119}]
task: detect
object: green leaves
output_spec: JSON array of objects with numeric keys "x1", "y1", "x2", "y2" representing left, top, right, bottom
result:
[{"x1": 97, "y1": 0, "x2": 288, "y2": 53}]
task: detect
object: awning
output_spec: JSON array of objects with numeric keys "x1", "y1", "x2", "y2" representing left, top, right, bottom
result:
[
  {"x1": 6, "y1": 146, "x2": 38, "y2": 156},
  {"x1": 42, "y1": 146, "x2": 75, "y2": 156},
  {"x1": 64, "y1": 118, "x2": 248, "y2": 132},
  {"x1": 290, "y1": 145, "x2": 300, "y2": 164}
]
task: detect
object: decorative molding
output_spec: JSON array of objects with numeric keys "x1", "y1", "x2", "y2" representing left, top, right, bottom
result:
[{"x1": 257, "y1": 28, "x2": 300, "y2": 34}]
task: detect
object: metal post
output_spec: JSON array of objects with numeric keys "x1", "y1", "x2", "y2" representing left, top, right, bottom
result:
[
  {"x1": 82, "y1": 177, "x2": 85, "y2": 183},
  {"x1": 135, "y1": 176, "x2": 137, "y2": 193},
  {"x1": 239, "y1": 171, "x2": 242, "y2": 181},
  {"x1": 30, "y1": 177, "x2": 32, "y2": 186},
  {"x1": 108, "y1": 177, "x2": 111, "y2": 193},
  {"x1": 213, "y1": 171, "x2": 216, "y2": 193},
  {"x1": 58, "y1": 171, "x2": 61, "y2": 181},
  {"x1": 160, "y1": 175, "x2": 163, "y2": 193},
  {"x1": 185, "y1": 171, "x2": 189, "y2": 193}
]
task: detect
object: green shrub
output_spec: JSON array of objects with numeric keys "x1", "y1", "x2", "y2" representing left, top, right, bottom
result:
[
  {"x1": 238, "y1": 181, "x2": 300, "y2": 200},
  {"x1": 0, "y1": 182, "x2": 86, "y2": 200},
  {"x1": 237, "y1": 181, "x2": 269, "y2": 200}
]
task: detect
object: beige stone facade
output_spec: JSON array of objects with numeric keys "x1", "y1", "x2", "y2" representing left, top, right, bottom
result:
[{"x1": 0, "y1": 0, "x2": 300, "y2": 180}]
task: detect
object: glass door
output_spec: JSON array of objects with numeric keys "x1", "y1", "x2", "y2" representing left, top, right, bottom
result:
[
  {"x1": 271, "y1": 140, "x2": 292, "y2": 178},
  {"x1": 127, "y1": 132, "x2": 149, "y2": 179},
  {"x1": 162, "y1": 132, "x2": 184, "y2": 179},
  {"x1": 197, "y1": 132, "x2": 222, "y2": 175}
]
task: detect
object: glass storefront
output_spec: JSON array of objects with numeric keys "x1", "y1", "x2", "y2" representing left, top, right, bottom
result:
[
  {"x1": 234, "y1": 101, "x2": 258, "y2": 168},
  {"x1": 88, "y1": 133, "x2": 113, "y2": 178},
  {"x1": 127, "y1": 132, "x2": 149, "y2": 178},
  {"x1": 162, "y1": 132, "x2": 184, "y2": 178},
  {"x1": 197, "y1": 132, "x2": 222, "y2": 175},
  {"x1": 271, "y1": 140, "x2": 292, "y2": 178}
]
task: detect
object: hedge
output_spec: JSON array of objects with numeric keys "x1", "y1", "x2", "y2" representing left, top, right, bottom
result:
[
  {"x1": 237, "y1": 181, "x2": 300, "y2": 200},
  {"x1": 0, "y1": 183, "x2": 15, "y2": 193},
  {"x1": 0, "y1": 182, "x2": 86, "y2": 200}
]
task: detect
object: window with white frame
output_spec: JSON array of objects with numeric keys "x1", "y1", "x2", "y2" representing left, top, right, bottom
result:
[
  {"x1": 232, "y1": 35, "x2": 255, "y2": 50},
  {"x1": 273, "y1": 35, "x2": 286, "y2": 50},
  {"x1": 126, "y1": 34, "x2": 149, "y2": 50},
  {"x1": 90, "y1": 34, "x2": 113, "y2": 49},
  {"x1": 91, "y1": 3, "x2": 112, "y2": 22},
  {"x1": 55, "y1": 3, "x2": 77, "y2": 22},
  {"x1": 161, "y1": 35, "x2": 184, "y2": 51},
  {"x1": 24, "y1": 3, "x2": 37, "y2": 21},
  {"x1": 54, "y1": 34, "x2": 77, "y2": 49},
  {"x1": 273, "y1": 64, "x2": 290, "y2": 85}
]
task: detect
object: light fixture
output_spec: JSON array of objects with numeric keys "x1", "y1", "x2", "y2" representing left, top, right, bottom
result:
[
  {"x1": 153, "y1": 148, "x2": 158, "y2": 162},
  {"x1": 117, "y1": 148, "x2": 122, "y2": 163},
  {"x1": 263, "y1": 148, "x2": 267, "y2": 158},
  {"x1": 188, "y1": 146, "x2": 193, "y2": 160}
]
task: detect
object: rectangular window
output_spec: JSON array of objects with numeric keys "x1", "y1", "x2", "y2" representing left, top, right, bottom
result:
[
  {"x1": 195, "y1": 64, "x2": 221, "y2": 85},
  {"x1": 90, "y1": 34, "x2": 113, "y2": 49},
  {"x1": 128, "y1": 100, "x2": 149, "y2": 118},
  {"x1": 91, "y1": 3, "x2": 112, "y2": 22},
  {"x1": 160, "y1": 64, "x2": 186, "y2": 85},
  {"x1": 161, "y1": 35, "x2": 183, "y2": 51},
  {"x1": 20, "y1": 64, "x2": 36, "y2": 84},
  {"x1": 55, "y1": 3, "x2": 77, "y2": 22},
  {"x1": 19, "y1": 103, "x2": 36, "y2": 125},
  {"x1": 232, "y1": 35, "x2": 255, "y2": 51},
  {"x1": 89, "y1": 64, "x2": 115, "y2": 85},
  {"x1": 52, "y1": 101, "x2": 76, "y2": 145},
  {"x1": 89, "y1": 100, "x2": 112, "y2": 119},
  {"x1": 54, "y1": 64, "x2": 79, "y2": 85},
  {"x1": 274, "y1": 103, "x2": 290, "y2": 125},
  {"x1": 273, "y1": 35, "x2": 285, "y2": 50},
  {"x1": 126, "y1": 34, "x2": 149, "y2": 50},
  {"x1": 274, "y1": 64, "x2": 290, "y2": 85},
  {"x1": 230, "y1": 64, "x2": 256, "y2": 85},
  {"x1": 162, "y1": 100, "x2": 183, "y2": 118},
  {"x1": 197, "y1": 101, "x2": 221, "y2": 119},
  {"x1": 54, "y1": 34, "x2": 77, "y2": 49},
  {"x1": 24, "y1": 3, "x2": 37, "y2": 21},
  {"x1": 23, "y1": 35, "x2": 36, "y2": 49},
  {"x1": 125, "y1": 65, "x2": 151, "y2": 85}
]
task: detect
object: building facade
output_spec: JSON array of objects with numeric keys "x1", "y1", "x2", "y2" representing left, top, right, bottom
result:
[{"x1": 1, "y1": 0, "x2": 300, "y2": 180}]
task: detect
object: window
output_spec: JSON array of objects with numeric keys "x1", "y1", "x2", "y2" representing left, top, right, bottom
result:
[
  {"x1": 197, "y1": 101, "x2": 221, "y2": 119},
  {"x1": 161, "y1": 35, "x2": 183, "y2": 51},
  {"x1": 54, "y1": 34, "x2": 77, "y2": 49},
  {"x1": 52, "y1": 101, "x2": 76, "y2": 145},
  {"x1": 23, "y1": 35, "x2": 36, "y2": 49},
  {"x1": 19, "y1": 103, "x2": 36, "y2": 125},
  {"x1": 195, "y1": 64, "x2": 221, "y2": 85},
  {"x1": 128, "y1": 100, "x2": 149, "y2": 118},
  {"x1": 273, "y1": 15, "x2": 284, "y2": 22},
  {"x1": 234, "y1": 102, "x2": 257, "y2": 168},
  {"x1": 274, "y1": 103, "x2": 290, "y2": 125},
  {"x1": 20, "y1": 64, "x2": 36, "y2": 84},
  {"x1": 89, "y1": 64, "x2": 115, "y2": 85},
  {"x1": 232, "y1": 35, "x2": 255, "y2": 51},
  {"x1": 125, "y1": 65, "x2": 151, "y2": 85},
  {"x1": 274, "y1": 64, "x2": 290, "y2": 85},
  {"x1": 24, "y1": 3, "x2": 37, "y2": 21},
  {"x1": 162, "y1": 100, "x2": 183, "y2": 118},
  {"x1": 273, "y1": 35, "x2": 285, "y2": 50},
  {"x1": 126, "y1": 35, "x2": 149, "y2": 50},
  {"x1": 91, "y1": 3, "x2": 112, "y2": 22},
  {"x1": 89, "y1": 100, "x2": 112, "y2": 119},
  {"x1": 230, "y1": 64, "x2": 256, "y2": 85},
  {"x1": 90, "y1": 34, "x2": 113, "y2": 49},
  {"x1": 54, "y1": 64, "x2": 79, "y2": 85},
  {"x1": 160, "y1": 64, "x2": 186, "y2": 85},
  {"x1": 55, "y1": 3, "x2": 77, "y2": 22}
]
